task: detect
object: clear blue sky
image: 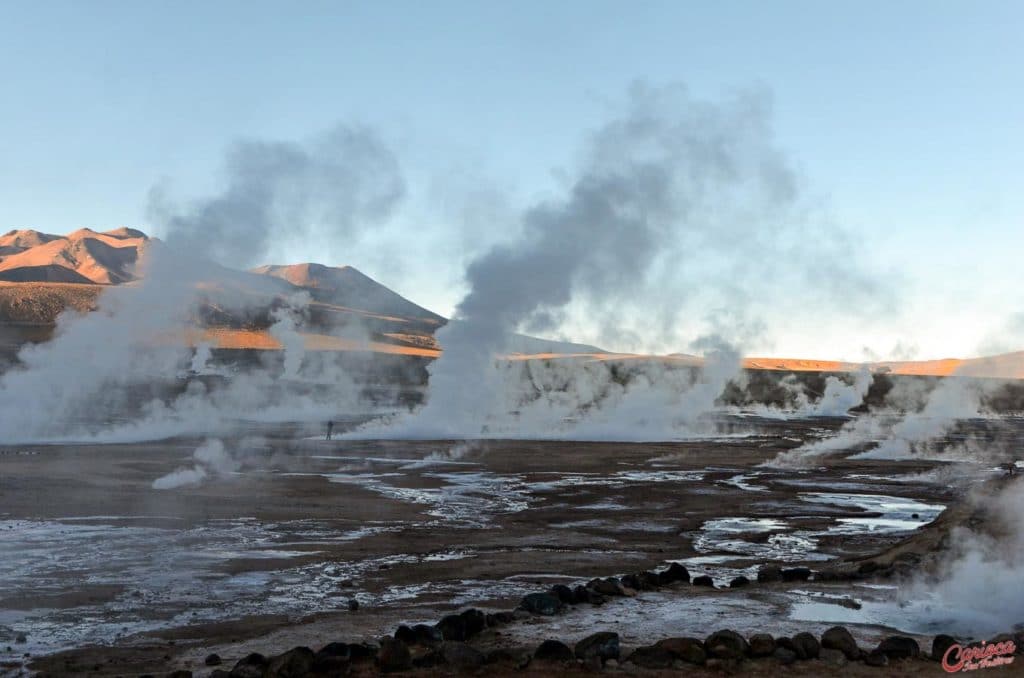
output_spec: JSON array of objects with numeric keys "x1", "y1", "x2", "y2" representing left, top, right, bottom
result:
[{"x1": 1, "y1": 1, "x2": 1021, "y2": 359}]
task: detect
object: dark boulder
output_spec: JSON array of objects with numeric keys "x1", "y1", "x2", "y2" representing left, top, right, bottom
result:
[
  {"x1": 660, "y1": 562, "x2": 690, "y2": 584},
  {"x1": 588, "y1": 577, "x2": 627, "y2": 597},
  {"x1": 704, "y1": 630, "x2": 749, "y2": 660},
  {"x1": 412, "y1": 650, "x2": 445, "y2": 669},
  {"x1": 573, "y1": 584, "x2": 605, "y2": 605},
  {"x1": 435, "y1": 614, "x2": 467, "y2": 641},
  {"x1": 204, "y1": 654, "x2": 222, "y2": 667},
  {"x1": 550, "y1": 583, "x2": 574, "y2": 603},
  {"x1": 394, "y1": 625, "x2": 416, "y2": 645},
  {"x1": 729, "y1": 575, "x2": 750, "y2": 588},
  {"x1": 619, "y1": 574, "x2": 641, "y2": 591},
  {"x1": 756, "y1": 564, "x2": 782, "y2": 583},
  {"x1": 486, "y1": 648, "x2": 526, "y2": 666},
  {"x1": 229, "y1": 653, "x2": 268, "y2": 678},
  {"x1": 819, "y1": 648, "x2": 846, "y2": 666},
  {"x1": 534, "y1": 639, "x2": 574, "y2": 663},
  {"x1": 821, "y1": 625, "x2": 861, "y2": 659},
  {"x1": 575, "y1": 632, "x2": 620, "y2": 664},
  {"x1": 441, "y1": 641, "x2": 486, "y2": 669},
  {"x1": 519, "y1": 592, "x2": 563, "y2": 616},
  {"x1": 346, "y1": 642, "x2": 378, "y2": 662},
  {"x1": 627, "y1": 646, "x2": 675, "y2": 669},
  {"x1": 692, "y1": 575, "x2": 715, "y2": 587},
  {"x1": 930, "y1": 634, "x2": 957, "y2": 662},
  {"x1": 875, "y1": 635, "x2": 920, "y2": 660},
  {"x1": 865, "y1": 650, "x2": 889, "y2": 667},
  {"x1": 773, "y1": 646, "x2": 797, "y2": 665},
  {"x1": 748, "y1": 633, "x2": 775, "y2": 657},
  {"x1": 485, "y1": 611, "x2": 515, "y2": 627},
  {"x1": 639, "y1": 571, "x2": 662, "y2": 589},
  {"x1": 266, "y1": 647, "x2": 315, "y2": 678},
  {"x1": 792, "y1": 632, "x2": 820, "y2": 660},
  {"x1": 346, "y1": 598, "x2": 359, "y2": 611},
  {"x1": 411, "y1": 623, "x2": 444, "y2": 647},
  {"x1": 655, "y1": 637, "x2": 706, "y2": 665},
  {"x1": 377, "y1": 637, "x2": 412, "y2": 673},
  {"x1": 781, "y1": 567, "x2": 812, "y2": 582},
  {"x1": 459, "y1": 608, "x2": 487, "y2": 637},
  {"x1": 311, "y1": 643, "x2": 350, "y2": 673}
]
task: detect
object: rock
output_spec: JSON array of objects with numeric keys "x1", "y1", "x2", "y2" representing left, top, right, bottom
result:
[
  {"x1": 875, "y1": 635, "x2": 920, "y2": 660},
  {"x1": 692, "y1": 575, "x2": 715, "y2": 587},
  {"x1": 589, "y1": 577, "x2": 627, "y2": 596},
  {"x1": 266, "y1": 646, "x2": 314, "y2": 678},
  {"x1": 620, "y1": 574, "x2": 641, "y2": 590},
  {"x1": 622, "y1": 647, "x2": 671, "y2": 667},
  {"x1": 627, "y1": 646, "x2": 676, "y2": 669},
  {"x1": 311, "y1": 643, "x2": 350, "y2": 673},
  {"x1": 575, "y1": 632, "x2": 620, "y2": 664},
  {"x1": 865, "y1": 650, "x2": 889, "y2": 667},
  {"x1": 792, "y1": 632, "x2": 820, "y2": 660},
  {"x1": 660, "y1": 562, "x2": 690, "y2": 584},
  {"x1": 550, "y1": 583, "x2": 574, "y2": 603},
  {"x1": 655, "y1": 637, "x2": 706, "y2": 665},
  {"x1": 520, "y1": 592, "x2": 563, "y2": 616},
  {"x1": 14, "y1": 634, "x2": 26, "y2": 644},
  {"x1": 773, "y1": 647, "x2": 797, "y2": 665},
  {"x1": 821, "y1": 625, "x2": 861, "y2": 659},
  {"x1": 346, "y1": 598, "x2": 359, "y2": 611},
  {"x1": 377, "y1": 637, "x2": 412, "y2": 673},
  {"x1": 210, "y1": 671, "x2": 230, "y2": 678},
  {"x1": 757, "y1": 564, "x2": 783, "y2": 583},
  {"x1": 412, "y1": 649, "x2": 444, "y2": 668},
  {"x1": 442, "y1": 641, "x2": 486, "y2": 669},
  {"x1": 168, "y1": 672, "x2": 192, "y2": 678},
  {"x1": 459, "y1": 608, "x2": 487, "y2": 637},
  {"x1": 346, "y1": 643, "x2": 378, "y2": 662},
  {"x1": 411, "y1": 623, "x2": 444, "y2": 647},
  {"x1": 819, "y1": 648, "x2": 846, "y2": 666},
  {"x1": 781, "y1": 567, "x2": 812, "y2": 582},
  {"x1": 435, "y1": 614, "x2": 467, "y2": 641},
  {"x1": 930, "y1": 634, "x2": 957, "y2": 662},
  {"x1": 204, "y1": 653, "x2": 222, "y2": 667},
  {"x1": 704, "y1": 630, "x2": 749, "y2": 660},
  {"x1": 639, "y1": 571, "x2": 662, "y2": 589},
  {"x1": 534, "y1": 639, "x2": 574, "y2": 663},
  {"x1": 485, "y1": 611, "x2": 515, "y2": 627},
  {"x1": 394, "y1": 625, "x2": 416, "y2": 645},
  {"x1": 748, "y1": 633, "x2": 775, "y2": 657},
  {"x1": 229, "y1": 653, "x2": 268, "y2": 678},
  {"x1": 729, "y1": 575, "x2": 750, "y2": 588},
  {"x1": 485, "y1": 648, "x2": 524, "y2": 666},
  {"x1": 574, "y1": 584, "x2": 605, "y2": 605}
]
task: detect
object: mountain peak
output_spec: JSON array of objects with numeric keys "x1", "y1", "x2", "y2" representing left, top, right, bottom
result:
[{"x1": 252, "y1": 262, "x2": 443, "y2": 324}]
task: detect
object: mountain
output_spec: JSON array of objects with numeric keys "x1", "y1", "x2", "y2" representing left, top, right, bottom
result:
[
  {"x1": 0, "y1": 228, "x2": 147, "y2": 284},
  {"x1": 252, "y1": 263, "x2": 444, "y2": 324}
]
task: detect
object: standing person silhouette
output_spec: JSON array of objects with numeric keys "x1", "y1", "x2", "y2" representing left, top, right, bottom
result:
[{"x1": 326, "y1": 420, "x2": 334, "y2": 441}]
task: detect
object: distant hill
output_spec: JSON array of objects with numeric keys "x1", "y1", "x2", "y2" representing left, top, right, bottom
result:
[
  {"x1": 0, "y1": 228, "x2": 1019, "y2": 377},
  {"x1": 252, "y1": 263, "x2": 444, "y2": 324},
  {"x1": 0, "y1": 228, "x2": 147, "y2": 284}
]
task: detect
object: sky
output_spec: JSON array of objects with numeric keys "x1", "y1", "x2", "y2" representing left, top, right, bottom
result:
[{"x1": 0, "y1": 1, "x2": 1021, "y2": 360}]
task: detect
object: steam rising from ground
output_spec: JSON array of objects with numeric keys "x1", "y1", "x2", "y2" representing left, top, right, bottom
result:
[
  {"x1": 380, "y1": 83, "x2": 881, "y2": 439},
  {"x1": 153, "y1": 439, "x2": 238, "y2": 489},
  {"x1": 0, "y1": 126, "x2": 403, "y2": 443},
  {"x1": 904, "y1": 479, "x2": 1024, "y2": 635}
]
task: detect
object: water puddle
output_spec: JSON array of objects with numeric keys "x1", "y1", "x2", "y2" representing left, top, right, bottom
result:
[{"x1": 800, "y1": 493, "x2": 945, "y2": 534}]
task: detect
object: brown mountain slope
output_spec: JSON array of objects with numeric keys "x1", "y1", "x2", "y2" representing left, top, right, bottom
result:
[
  {"x1": 252, "y1": 263, "x2": 444, "y2": 325},
  {"x1": 0, "y1": 228, "x2": 147, "y2": 284}
]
